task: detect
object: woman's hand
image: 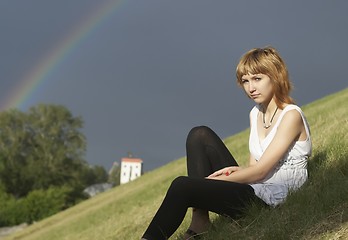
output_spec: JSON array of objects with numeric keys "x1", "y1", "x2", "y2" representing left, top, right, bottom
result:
[{"x1": 207, "y1": 166, "x2": 241, "y2": 179}]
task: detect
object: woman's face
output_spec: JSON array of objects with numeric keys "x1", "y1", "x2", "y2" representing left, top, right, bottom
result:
[{"x1": 241, "y1": 73, "x2": 274, "y2": 104}]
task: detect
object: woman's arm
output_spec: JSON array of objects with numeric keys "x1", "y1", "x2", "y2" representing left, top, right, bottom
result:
[
  {"x1": 248, "y1": 111, "x2": 258, "y2": 167},
  {"x1": 208, "y1": 110, "x2": 305, "y2": 183},
  {"x1": 249, "y1": 154, "x2": 257, "y2": 166}
]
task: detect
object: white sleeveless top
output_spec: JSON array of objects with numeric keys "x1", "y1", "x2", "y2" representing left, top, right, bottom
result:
[{"x1": 249, "y1": 104, "x2": 312, "y2": 206}]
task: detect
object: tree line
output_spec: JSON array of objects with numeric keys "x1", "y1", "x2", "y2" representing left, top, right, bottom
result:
[{"x1": 0, "y1": 104, "x2": 110, "y2": 226}]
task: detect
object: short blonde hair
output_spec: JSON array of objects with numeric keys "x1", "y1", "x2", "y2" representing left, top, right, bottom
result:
[{"x1": 236, "y1": 47, "x2": 294, "y2": 108}]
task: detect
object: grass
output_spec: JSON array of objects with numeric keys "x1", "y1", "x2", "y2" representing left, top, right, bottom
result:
[{"x1": 5, "y1": 88, "x2": 348, "y2": 240}]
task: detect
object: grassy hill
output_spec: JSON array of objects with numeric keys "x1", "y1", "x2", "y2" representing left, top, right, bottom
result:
[{"x1": 5, "y1": 88, "x2": 348, "y2": 240}]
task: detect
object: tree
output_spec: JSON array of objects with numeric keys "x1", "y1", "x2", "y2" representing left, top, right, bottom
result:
[
  {"x1": 0, "y1": 104, "x2": 89, "y2": 198},
  {"x1": 0, "y1": 104, "x2": 111, "y2": 226},
  {"x1": 0, "y1": 109, "x2": 34, "y2": 198},
  {"x1": 108, "y1": 162, "x2": 121, "y2": 186},
  {"x1": 79, "y1": 165, "x2": 108, "y2": 187}
]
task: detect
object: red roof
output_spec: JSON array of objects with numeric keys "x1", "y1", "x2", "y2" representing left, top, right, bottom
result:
[{"x1": 121, "y1": 157, "x2": 143, "y2": 163}]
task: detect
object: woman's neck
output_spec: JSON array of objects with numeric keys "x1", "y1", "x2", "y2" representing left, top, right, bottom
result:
[{"x1": 260, "y1": 99, "x2": 278, "y2": 114}]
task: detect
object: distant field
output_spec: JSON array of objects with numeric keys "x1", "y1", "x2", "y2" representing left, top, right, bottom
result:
[{"x1": 5, "y1": 88, "x2": 348, "y2": 240}]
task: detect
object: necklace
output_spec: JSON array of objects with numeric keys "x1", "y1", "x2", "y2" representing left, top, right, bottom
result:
[{"x1": 262, "y1": 107, "x2": 278, "y2": 129}]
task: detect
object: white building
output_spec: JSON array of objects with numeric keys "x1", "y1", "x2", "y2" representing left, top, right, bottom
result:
[{"x1": 120, "y1": 157, "x2": 143, "y2": 184}]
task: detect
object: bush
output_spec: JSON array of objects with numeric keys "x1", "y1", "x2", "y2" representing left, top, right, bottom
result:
[
  {"x1": 0, "y1": 188, "x2": 16, "y2": 226},
  {"x1": 0, "y1": 186, "x2": 72, "y2": 227},
  {"x1": 22, "y1": 186, "x2": 71, "y2": 223}
]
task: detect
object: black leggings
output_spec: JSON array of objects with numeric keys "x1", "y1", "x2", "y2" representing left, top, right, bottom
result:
[{"x1": 142, "y1": 126, "x2": 262, "y2": 240}]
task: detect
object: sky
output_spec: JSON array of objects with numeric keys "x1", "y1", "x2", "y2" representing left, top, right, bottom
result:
[{"x1": 1, "y1": 0, "x2": 347, "y2": 172}]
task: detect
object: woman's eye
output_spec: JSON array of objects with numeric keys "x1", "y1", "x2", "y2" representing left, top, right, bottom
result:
[
  {"x1": 255, "y1": 77, "x2": 261, "y2": 81},
  {"x1": 242, "y1": 80, "x2": 248, "y2": 84}
]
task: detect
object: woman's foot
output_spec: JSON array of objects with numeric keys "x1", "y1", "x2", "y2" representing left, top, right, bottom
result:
[
  {"x1": 183, "y1": 209, "x2": 211, "y2": 239},
  {"x1": 184, "y1": 228, "x2": 199, "y2": 239}
]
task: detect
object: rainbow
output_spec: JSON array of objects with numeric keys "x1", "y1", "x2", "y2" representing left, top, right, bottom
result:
[{"x1": 1, "y1": 0, "x2": 125, "y2": 111}]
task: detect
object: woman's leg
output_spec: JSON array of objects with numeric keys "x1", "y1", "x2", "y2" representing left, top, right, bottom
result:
[
  {"x1": 142, "y1": 176, "x2": 258, "y2": 240},
  {"x1": 185, "y1": 126, "x2": 238, "y2": 236},
  {"x1": 142, "y1": 126, "x2": 246, "y2": 240},
  {"x1": 186, "y1": 126, "x2": 238, "y2": 178}
]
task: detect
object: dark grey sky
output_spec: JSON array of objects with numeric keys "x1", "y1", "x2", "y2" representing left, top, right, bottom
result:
[{"x1": 1, "y1": 0, "x2": 347, "y2": 172}]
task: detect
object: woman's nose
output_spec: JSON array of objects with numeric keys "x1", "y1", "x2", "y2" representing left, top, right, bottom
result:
[{"x1": 249, "y1": 82, "x2": 255, "y2": 92}]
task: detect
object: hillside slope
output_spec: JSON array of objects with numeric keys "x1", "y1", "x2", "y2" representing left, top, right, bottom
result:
[{"x1": 6, "y1": 88, "x2": 348, "y2": 240}]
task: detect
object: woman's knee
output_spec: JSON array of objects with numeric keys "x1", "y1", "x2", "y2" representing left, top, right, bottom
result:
[
  {"x1": 187, "y1": 126, "x2": 213, "y2": 143},
  {"x1": 170, "y1": 176, "x2": 188, "y2": 189},
  {"x1": 167, "y1": 176, "x2": 190, "y2": 197}
]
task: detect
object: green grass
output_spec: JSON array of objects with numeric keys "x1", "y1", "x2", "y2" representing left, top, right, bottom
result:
[{"x1": 5, "y1": 88, "x2": 348, "y2": 240}]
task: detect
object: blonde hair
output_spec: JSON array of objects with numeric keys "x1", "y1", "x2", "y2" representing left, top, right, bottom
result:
[{"x1": 236, "y1": 47, "x2": 294, "y2": 108}]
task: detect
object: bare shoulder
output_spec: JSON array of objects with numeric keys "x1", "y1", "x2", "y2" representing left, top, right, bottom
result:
[
  {"x1": 281, "y1": 109, "x2": 303, "y2": 125},
  {"x1": 277, "y1": 109, "x2": 305, "y2": 139}
]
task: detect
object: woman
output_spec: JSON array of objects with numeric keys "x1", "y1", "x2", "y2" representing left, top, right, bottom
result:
[{"x1": 141, "y1": 47, "x2": 312, "y2": 240}]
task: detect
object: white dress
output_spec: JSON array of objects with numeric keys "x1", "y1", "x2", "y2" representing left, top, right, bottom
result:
[{"x1": 249, "y1": 104, "x2": 312, "y2": 206}]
